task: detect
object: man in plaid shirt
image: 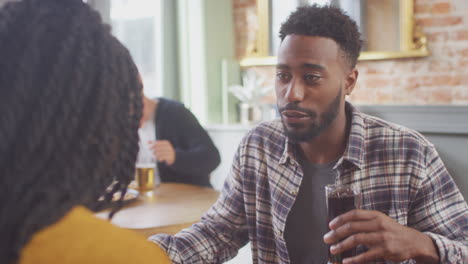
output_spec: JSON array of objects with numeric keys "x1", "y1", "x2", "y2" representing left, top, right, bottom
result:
[{"x1": 150, "y1": 5, "x2": 468, "y2": 264}]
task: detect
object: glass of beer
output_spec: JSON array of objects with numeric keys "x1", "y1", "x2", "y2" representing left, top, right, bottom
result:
[
  {"x1": 325, "y1": 183, "x2": 361, "y2": 264},
  {"x1": 134, "y1": 138, "x2": 157, "y2": 193},
  {"x1": 135, "y1": 164, "x2": 155, "y2": 192}
]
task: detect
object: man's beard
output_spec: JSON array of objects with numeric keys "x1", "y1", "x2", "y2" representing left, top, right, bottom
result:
[{"x1": 279, "y1": 89, "x2": 342, "y2": 142}]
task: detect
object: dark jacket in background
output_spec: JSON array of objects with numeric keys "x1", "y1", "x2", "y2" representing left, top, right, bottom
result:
[{"x1": 154, "y1": 98, "x2": 220, "y2": 187}]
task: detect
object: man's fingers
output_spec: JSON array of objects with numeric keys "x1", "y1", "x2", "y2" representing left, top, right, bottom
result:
[
  {"x1": 149, "y1": 140, "x2": 175, "y2": 165},
  {"x1": 329, "y1": 231, "x2": 383, "y2": 254},
  {"x1": 155, "y1": 152, "x2": 169, "y2": 159},
  {"x1": 324, "y1": 220, "x2": 380, "y2": 244},
  {"x1": 150, "y1": 144, "x2": 169, "y2": 151},
  {"x1": 152, "y1": 144, "x2": 170, "y2": 152},
  {"x1": 154, "y1": 149, "x2": 171, "y2": 157},
  {"x1": 329, "y1": 209, "x2": 381, "y2": 229},
  {"x1": 153, "y1": 145, "x2": 174, "y2": 154},
  {"x1": 153, "y1": 140, "x2": 170, "y2": 146}
]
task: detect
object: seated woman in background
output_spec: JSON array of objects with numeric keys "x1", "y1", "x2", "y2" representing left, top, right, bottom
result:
[
  {"x1": 0, "y1": 0, "x2": 170, "y2": 263},
  {"x1": 139, "y1": 94, "x2": 221, "y2": 188}
]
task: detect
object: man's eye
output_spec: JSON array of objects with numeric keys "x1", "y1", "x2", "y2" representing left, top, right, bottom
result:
[
  {"x1": 276, "y1": 73, "x2": 290, "y2": 81},
  {"x1": 304, "y1": 74, "x2": 320, "y2": 82}
]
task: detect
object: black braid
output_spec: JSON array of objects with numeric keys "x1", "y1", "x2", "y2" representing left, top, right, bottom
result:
[{"x1": 0, "y1": 0, "x2": 143, "y2": 263}]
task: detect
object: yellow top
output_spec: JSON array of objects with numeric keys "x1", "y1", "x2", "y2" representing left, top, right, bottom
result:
[{"x1": 19, "y1": 206, "x2": 171, "y2": 264}]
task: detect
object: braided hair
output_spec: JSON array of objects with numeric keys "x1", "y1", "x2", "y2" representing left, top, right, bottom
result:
[{"x1": 0, "y1": 0, "x2": 142, "y2": 262}]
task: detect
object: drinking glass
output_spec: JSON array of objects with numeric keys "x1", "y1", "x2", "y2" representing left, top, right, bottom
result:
[
  {"x1": 325, "y1": 183, "x2": 361, "y2": 264},
  {"x1": 134, "y1": 140, "x2": 157, "y2": 193}
]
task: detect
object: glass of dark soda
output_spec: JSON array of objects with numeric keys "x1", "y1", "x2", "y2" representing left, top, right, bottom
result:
[{"x1": 325, "y1": 183, "x2": 361, "y2": 264}]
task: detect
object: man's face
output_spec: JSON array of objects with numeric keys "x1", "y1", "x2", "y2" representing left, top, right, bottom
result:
[{"x1": 276, "y1": 35, "x2": 351, "y2": 142}]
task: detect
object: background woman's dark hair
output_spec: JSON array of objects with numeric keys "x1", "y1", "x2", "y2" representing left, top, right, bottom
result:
[
  {"x1": 279, "y1": 4, "x2": 363, "y2": 68},
  {"x1": 0, "y1": 0, "x2": 142, "y2": 262}
]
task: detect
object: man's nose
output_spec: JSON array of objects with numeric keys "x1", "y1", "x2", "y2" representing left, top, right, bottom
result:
[{"x1": 285, "y1": 78, "x2": 305, "y2": 103}]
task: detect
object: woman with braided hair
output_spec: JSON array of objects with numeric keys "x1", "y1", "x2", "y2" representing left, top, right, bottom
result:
[{"x1": 0, "y1": 0, "x2": 170, "y2": 263}]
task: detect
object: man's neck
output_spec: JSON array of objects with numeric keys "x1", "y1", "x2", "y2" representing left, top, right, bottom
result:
[
  {"x1": 141, "y1": 98, "x2": 158, "y2": 124},
  {"x1": 298, "y1": 110, "x2": 349, "y2": 164}
]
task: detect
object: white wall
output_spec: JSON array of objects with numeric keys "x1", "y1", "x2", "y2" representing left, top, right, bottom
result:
[{"x1": 208, "y1": 125, "x2": 251, "y2": 190}]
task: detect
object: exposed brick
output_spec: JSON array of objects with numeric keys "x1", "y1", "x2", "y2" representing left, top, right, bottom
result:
[
  {"x1": 427, "y1": 31, "x2": 450, "y2": 42},
  {"x1": 460, "y1": 49, "x2": 468, "y2": 57},
  {"x1": 429, "y1": 61, "x2": 455, "y2": 72},
  {"x1": 414, "y1": 0, "x2": 442, "y2": 6},
  {"x1": 409, "y1": 61, "x2": 430, "y2": 73},
  {"x1": 453, "y1": 30, "x2": 468, "y2": 41},
  {"x1": 412, "y1": 75, "x2": 461, "y2": 86},
  {"x1": 406, "y1": 87, "x2": 451, "y2": 104},
  {"x1": 405, "y1": 76, "x2": 422, "y2": 91},
  {"x1": 459, "y1": 60, "x2": 468, "y2": 68},
  {"x1": 415, "y1": 4, "x2": 430, "y2": 14},
  {"x1": 433, "y1": 75, "x2": 461, "y2": 86},
  {"x1": 232, "y1": 0, "x2": 255, "y2": 8},
  {"x1": 402, "y1": 87, "x2": 431, "y2": 104},
  {"x1": 375, "y1": 89, "x2": 395, "y2": 103},
  {"x1": 426, "y1": 45, "x2": 457, "y2": 57},
  {"x1": 362, "y1": 78, "x2": 392, "y2": 88},
  {"x1": 429, "y1": 91, "x2": 452, "y2": 103},
  {"x1": 391, "y1": 96, "x2": 416, "y2": 104},
  {"x1": 453, "y1": 86, "x2": 468, "y2": 103},
  {"x1": 364, "y1": 68, "x2": 385, "y2": 74},
  {"x1": 358, "y1": 61, "x2": 397, "y2": 74},
  {"x1": 417, "y1": 16, "x2": 462, "y2": 27},
  {"x1": 461, "y1": 75, "x2": 468, "y2": 85},
  {"x1": 348, "y1": 88, "x2": 377, "y2": 104},
  {"x1": 431, "y1": 2, "x2": 451, "y2": 14}
]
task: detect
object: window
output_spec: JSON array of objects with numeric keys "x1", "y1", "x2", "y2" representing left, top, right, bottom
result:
[{"x1": 90, "y1": 0, "x2": 163, "y2": 98}]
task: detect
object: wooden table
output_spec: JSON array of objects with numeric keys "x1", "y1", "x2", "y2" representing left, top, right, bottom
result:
[{"x1": 95, "y1": 183, "x2": 220, "y2": 237}]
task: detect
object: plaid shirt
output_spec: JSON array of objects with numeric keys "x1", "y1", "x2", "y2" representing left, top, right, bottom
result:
[{"x1": 150, "y1": 103, "x2": 468, "y2": 264}]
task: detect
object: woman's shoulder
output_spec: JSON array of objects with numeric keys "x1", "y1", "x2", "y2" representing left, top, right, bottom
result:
[{"x1": 20, "y1": 206, "x2": 170, "y2": 264}]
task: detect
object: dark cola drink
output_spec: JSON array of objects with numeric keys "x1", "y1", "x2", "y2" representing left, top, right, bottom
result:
[{"x1": 325, "y1": 184, "x2": 360, "y2": 264}]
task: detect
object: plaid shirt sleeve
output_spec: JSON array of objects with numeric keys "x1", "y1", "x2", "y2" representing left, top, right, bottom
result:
[
  {"x1": 149, "y1": 148, "x2": 249, "y2": 264},
  {"x1": 408, "y1": 144, "x2": 468, "y2": 263}
]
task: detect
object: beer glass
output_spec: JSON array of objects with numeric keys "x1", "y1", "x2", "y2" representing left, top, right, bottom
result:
[
  {"x1": 135, "y1": 139, "x2": 157, "y2": 193},
  {"x1": 325, "y1": 183, "x2": 361, "y2": 264},
  {"x1": 135, "y1": 165, "x2": 155, "y2": 192}
]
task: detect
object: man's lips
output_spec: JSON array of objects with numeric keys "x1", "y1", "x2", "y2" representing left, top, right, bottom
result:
[
  {"x1": 281, "y1": 110, "x2": 311, "y2": 118},
  {"x1": 281, "y1": 110, "x2": 313, "y2": 123}
]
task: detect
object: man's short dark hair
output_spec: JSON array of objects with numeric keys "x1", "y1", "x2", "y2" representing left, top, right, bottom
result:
[{"x1": 279, "y1": 4, "x2": 363, "y2": 68}]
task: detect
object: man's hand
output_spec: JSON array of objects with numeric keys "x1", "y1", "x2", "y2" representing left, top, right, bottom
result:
[
  {"x1": 323, "y1": 209, "x2": 439, "y2": 264},
  {"x1": 149, "y1": 140, "x2": 176, "y2": 166}
]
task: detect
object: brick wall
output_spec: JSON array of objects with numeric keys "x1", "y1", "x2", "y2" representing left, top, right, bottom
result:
[
  {"x1": 233, "y1": 0, "x2": 468, "y2": 105},
  {"x1": 233, "y1": 0, "x2": 257, "y2": 58}
]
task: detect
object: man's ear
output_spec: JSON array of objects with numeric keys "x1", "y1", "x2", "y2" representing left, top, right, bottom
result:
[{"x1": 345, "y1": 68, "x2": 358, "y2": 96}]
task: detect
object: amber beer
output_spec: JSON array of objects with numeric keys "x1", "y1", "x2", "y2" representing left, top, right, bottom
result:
[{"x1": 135, "y1": 167, "x2": 155, "y2": 192}]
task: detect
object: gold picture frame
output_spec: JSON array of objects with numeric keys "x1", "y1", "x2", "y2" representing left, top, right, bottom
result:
[{"x1": 240, "y1": 0, "x2": 429, "y2": 67}]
